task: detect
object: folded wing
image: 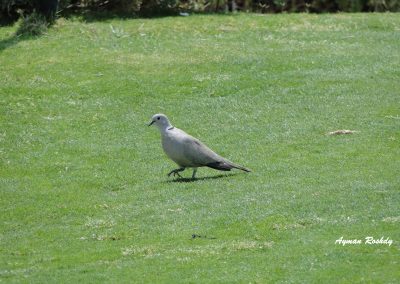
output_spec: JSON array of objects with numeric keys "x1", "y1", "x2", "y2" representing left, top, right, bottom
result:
[
  {"x1": 182, "y1": 136, "x2": 222, "y2": 167},
  {"x1": 182, "y1": 136, "x2": 250, "y2": 172}
]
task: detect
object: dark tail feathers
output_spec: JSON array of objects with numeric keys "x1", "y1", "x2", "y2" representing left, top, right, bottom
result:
[{"x1": 207, "y1": 161, "x2": 251, "y2": 172}]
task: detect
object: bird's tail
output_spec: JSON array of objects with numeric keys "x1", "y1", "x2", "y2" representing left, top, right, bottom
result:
[{"x1": 207, "y1": 160, "x2": 251, "y2": 172}]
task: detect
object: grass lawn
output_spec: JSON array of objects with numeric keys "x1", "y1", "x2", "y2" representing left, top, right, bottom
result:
[{"x1": 1, "y1": 13, "x2": 399, "y2": 282}]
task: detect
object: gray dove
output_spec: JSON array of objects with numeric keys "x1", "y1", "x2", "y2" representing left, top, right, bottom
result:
[{"x1": 149, "y1": 114, "x2": 250, "y2": 179}]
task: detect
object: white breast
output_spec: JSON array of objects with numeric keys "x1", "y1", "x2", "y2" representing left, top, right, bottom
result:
[{"x1": 161, "y1": 128, "x2": 193, "y2": 167}]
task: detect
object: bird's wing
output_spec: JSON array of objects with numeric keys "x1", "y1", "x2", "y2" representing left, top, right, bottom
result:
[{"x1": 181, "y1": 135, "x2": 223, "y2": 167}]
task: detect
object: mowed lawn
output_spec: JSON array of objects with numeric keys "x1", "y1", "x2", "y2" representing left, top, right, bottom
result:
[{"x1": 0, "y1": 13, "x2": 399, "y2": 282}]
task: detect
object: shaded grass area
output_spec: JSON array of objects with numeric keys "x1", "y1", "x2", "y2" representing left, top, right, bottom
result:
[{"x1": 1, "y1": 13, "x2": 399, "y2": 282}]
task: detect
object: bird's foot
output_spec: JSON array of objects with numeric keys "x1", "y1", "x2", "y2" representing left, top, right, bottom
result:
[
  {"x1": 167, "y1": 168, "x2": 185, "y2": 178},
  {"x1": 172, "y1": 171, "x2": 182, "y2": 178}
]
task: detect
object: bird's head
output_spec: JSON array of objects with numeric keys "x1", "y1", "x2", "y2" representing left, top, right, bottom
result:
[{"x1": 148, "y1": 114, "x2": 171, "y2": 129}]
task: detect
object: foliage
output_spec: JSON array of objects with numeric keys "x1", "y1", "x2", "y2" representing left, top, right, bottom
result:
[
  {"x1": 0, "y1": 0, "x2": 58, "y2": 24},
  {"x1": 368, "y1": 0, "x2": 400, "y2": 11},
  {"x1": 249, "y1": 0, "x2": 400, "y2": 12},
  {"x1": 15, "y1": 10, "x2": 48, "y2": 35},
  {"x1": 0, "y1": 0, "x2": 35, "y2": 24},
  {"x1": 58, "y1": 0, "x2": 143, "y2": 13},
  {"x1": 139, "y1": 0, "x2": 179, "y2": 16},
  {"x1": 1, "y1": 0, "x2": 400, "y2": 25}
]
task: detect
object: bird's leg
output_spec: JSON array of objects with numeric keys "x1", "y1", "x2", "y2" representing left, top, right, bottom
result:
[
  {"x1": 167, "y1": 167, "x2": 185, "y2": 178},
  {"x1": 192, "y1": 168, "x2": 198, "y2": 179}
]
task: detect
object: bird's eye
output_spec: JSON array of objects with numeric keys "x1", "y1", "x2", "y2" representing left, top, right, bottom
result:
[{"x1": 157, "y1": 117, "x2": 160, "y2": 120}]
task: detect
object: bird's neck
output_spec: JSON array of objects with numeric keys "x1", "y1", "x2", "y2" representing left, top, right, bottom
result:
[{"x1": 159, "y1": 123, "x2": 173, "y2": 134}]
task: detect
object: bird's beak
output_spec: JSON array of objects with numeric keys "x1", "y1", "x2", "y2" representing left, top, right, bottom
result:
[{"x1": 148, "y1": 120, "x2": 155, "y2": 126}]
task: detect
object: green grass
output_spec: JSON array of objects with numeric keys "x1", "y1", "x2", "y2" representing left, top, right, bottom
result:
[{"x1": 1, "y1": 13, "x2": 399, "y2": 283}]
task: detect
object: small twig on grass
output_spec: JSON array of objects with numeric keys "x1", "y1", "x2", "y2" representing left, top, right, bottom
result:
[
  {"x1": 191, "y1": 234, "x2": 216, "y2": 240},
  {"x1": 385, "y1": 115, "x2": 400, "y2": 120},
  {"x1": 328, "y1": 130, "x2": 358, "y2": 135}
]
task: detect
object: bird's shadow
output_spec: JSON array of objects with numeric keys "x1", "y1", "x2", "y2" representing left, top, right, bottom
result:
[{"x1": 164, "y1": 173, "x2": 239, "y2": 183}]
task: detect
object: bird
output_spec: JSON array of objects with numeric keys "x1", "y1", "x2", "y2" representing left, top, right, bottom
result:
[{"x1": 148, "y1": 113, "x2": 250, "y2": 179}]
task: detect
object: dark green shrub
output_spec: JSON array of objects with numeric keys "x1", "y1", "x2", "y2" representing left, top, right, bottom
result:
[
  {"x1": 1, "y1": 0, "x2": 35, "y2": 24},
  {"x1": 58, "y1": 0, "x2": 143, "y2": 14},
  {"x1": 368, "y1": 0, "x2": 400, "y2": 11},
  {"x1": 110, "y1": 0, "x2": 143, "y2": 12},
  {"x1": 37, "y1": 0, "x2": 59, "y2": 20},
  {"x1": 16, "y1": 11, "x2": 48, "y2": 35},
  {"x1": 1, "y1": 0, "x2": 58, "y2": 24},
  {"x1": 2, "y1": 0, "x2": 400, "y2": 22},
  {"x1": 336, "y1": 0, "x2": 368, "y2": 12},
  {"x1": 139, "y1": 0, "x2": 179, "y2": 16},
  {"x1": 308, "y1": 0, "x2": 338, "y2": 12}
]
